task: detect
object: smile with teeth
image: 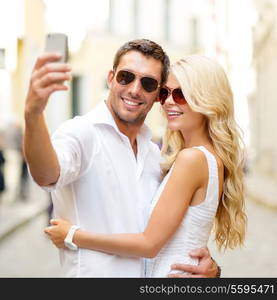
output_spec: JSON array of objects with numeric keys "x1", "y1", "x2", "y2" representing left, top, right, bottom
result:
[
  {"x1": 122, "y1": 98, "x2": 142, "y2": 106},
  {"x1": 167, "y1": 111, "x2": 183, "y2": 116}
]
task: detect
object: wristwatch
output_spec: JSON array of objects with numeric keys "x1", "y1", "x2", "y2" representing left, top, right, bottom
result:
[{"x1": 64, "y1": 225, "x2": 80, "y2": 251}]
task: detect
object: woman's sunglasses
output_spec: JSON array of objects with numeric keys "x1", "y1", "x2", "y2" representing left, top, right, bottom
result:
[
  {"x1": 158, "y1": 87, "x2": 187, "y2": 105},
  {"x1": 115, "y1": 70, "x2": 159, "y2": 93}
]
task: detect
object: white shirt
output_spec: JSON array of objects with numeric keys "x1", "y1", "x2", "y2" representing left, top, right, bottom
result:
[{"x1": 42, "y1": 101, "x2": 161, "y2": 277}]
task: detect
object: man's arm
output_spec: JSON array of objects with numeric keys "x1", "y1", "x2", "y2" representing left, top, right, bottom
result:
[
  {"x1": 169, "y1": 247, "x2": 220, "y2": 278},
  {"x1": 23, "y1": 53, "x2": 71, "y2": 186}
]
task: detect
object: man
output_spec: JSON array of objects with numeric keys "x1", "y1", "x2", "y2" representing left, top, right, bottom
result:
[{"x1": 24, "y1": 39, "x2": 220, "y2": 277}]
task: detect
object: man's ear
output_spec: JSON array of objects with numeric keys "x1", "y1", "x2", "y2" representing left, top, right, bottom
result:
[{"x1": 107, "y1": 70, "x2": 115, "y2": 89}]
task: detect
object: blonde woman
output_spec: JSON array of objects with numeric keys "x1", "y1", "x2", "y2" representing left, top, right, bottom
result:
[{"x1": 45, "y1": 55, "x2": 247, "y2": 277}]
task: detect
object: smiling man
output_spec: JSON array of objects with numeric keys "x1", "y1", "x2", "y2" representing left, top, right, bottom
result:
[{"x1": 24, "y1": 39, "x2": 219, "y2": 277}]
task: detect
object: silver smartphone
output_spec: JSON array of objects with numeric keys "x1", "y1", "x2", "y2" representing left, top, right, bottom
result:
[{"x1": 45, "y1": 33, "x2": 68, "y2": 63}]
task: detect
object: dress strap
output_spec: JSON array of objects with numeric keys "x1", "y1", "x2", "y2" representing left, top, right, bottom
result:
[{"x1": 192, "y1": 146, "x2": 219, "y2": 204}]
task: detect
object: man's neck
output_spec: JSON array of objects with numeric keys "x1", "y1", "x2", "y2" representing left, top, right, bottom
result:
[
  {"x1": 105, "y1": 100, "x2": 141, "y2": 155},
  {"x1": 116, "y1": 121, "x2": 140, "y2": 156}
]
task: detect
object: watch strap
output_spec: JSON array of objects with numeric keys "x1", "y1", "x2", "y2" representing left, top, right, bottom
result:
[{"x1": 64, "y1": 225, "x2": 80, "y2": 250}]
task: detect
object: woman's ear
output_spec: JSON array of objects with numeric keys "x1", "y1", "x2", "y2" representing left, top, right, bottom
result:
[{"x1": 107, "y1": 70, "x2": 115, "y2": 89}]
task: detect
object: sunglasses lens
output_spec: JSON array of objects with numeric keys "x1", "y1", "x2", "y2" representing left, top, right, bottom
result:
[
  {"x1": 141, "y1": 77, "x2": 159, "y2": 92},
  {"x1": 116, "y1": 70, "x2": 135, "y2": 85},
  {"x1": 172, "y1": 89, "x2": 186, "y2": 104},
  {"x1": 158, "y1": 88, "x2": 169, "y2": 104}
]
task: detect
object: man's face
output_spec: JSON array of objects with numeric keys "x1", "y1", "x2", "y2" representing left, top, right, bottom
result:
[{"x1": 107, "y1": 51, "x2": 162, "y2": 127}]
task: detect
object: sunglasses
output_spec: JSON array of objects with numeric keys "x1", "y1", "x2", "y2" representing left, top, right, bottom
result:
[
  {"x1": 158, "y1": 87, "x2": 187, "y2": 105},
  {"x1": 115, "y1": 70, "x2": 160, "y2": 93}
]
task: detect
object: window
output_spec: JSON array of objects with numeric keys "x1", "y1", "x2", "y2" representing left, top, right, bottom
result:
[{"x1": 0, "y1": 49, "x2": 5, "y2": 69}]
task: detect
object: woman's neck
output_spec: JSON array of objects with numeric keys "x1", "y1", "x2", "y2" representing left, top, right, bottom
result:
[{"x1": 181, "y1": 128, "x2": 211, "y2": 149}]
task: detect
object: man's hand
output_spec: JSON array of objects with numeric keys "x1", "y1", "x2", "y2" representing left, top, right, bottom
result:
[
  {"x1": 25, "y1": 53, "x2": 71, "y2": 117},
  {"x1": 168, "y1": 247, "x2": 220, "y2": 278},
  {"x1": 44, "y1": 219, "x2": 72, "y2": 249},
  {"x1": 23, "y1": 53, "x2": 71, "y2": 186}
]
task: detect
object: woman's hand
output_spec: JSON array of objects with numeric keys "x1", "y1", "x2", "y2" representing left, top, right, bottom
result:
[{"x1": 44, "y1": 219, "x2": 72, "y2": 248}]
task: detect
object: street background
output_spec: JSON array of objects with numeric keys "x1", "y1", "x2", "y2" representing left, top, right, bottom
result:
[{"x1": 0, "y1": 0, "x2": 276, "y2": 277}]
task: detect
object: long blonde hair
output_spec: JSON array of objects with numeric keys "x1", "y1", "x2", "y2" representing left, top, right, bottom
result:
[{"x1": 161, "y1": 55, "x2": 247, "y2": 251}]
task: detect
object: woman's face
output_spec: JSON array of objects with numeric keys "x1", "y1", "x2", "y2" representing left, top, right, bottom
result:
[{"x1": 161, "y1": 72, "x2": 206, "y2": 133}]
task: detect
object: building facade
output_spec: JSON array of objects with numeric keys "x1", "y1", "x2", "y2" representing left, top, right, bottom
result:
[{"x1": 246, "y1": 0, "x2": 277, "y2": 207}]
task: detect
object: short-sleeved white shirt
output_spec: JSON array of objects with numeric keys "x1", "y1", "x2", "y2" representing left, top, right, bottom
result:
[{"x1": 43, "y1": 101, "x2": 161, "y2": 277}]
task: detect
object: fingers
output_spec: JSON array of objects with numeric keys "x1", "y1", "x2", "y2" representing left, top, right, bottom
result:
[
  {"x1": 33, "y1": 53, "x2": 63, "y2": 71},
  {"x1": 32, "y1": 62, "x2": 71, "y2": 90},
  {"x1": 50, "y1": 218, "x2": 70, "y2": 226},
  {"x1": 170, "y1": 263, "x2": 199, "y2": 274},
  {"x1": 33, "y1": 62, "x2": 71, "y2": 83},
  {"x1": 50, "y1": 219, "x2": 60, "y2": 225},
  {"x1": 44, "y1": 221, "x2": 58, "y2": 234},
  {"x1": 44, "y1": 224, "x2": 66, "y2": 249},
  {"x1": 44, "y1": 225, "x2": 52, "y2": 234},
  {"x1": 41, "y1": 84, "x2": 68, "y2": 100},
  {"x1": 25, "y1": 57, "x2": 71, "y2": 115},
  {"x1": 189, "y1": 247, "x2": 209, "y2": 259},
  {"x1": 39, "y1": 73, "x2": 71, "y2": 88},
  {"x1": 169, "y1": 248, "x2": 214, "y2": 278},
  {"x1": 29, "y1": 55, "x2": 71, "y2": 101},
  {"x1": 168, "y1": 273, "x2": 207, "y2": 278}
]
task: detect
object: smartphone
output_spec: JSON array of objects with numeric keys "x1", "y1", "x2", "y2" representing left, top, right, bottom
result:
[{"x1": 45, "y1": 33, "x2": 68, "y2": 63}]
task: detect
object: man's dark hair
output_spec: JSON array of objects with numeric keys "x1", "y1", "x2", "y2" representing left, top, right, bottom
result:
[{"x1": 113, "y1": 39, "x2": 170, "y2": 86}]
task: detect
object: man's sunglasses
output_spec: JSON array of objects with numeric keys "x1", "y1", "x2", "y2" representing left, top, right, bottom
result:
[
  {"x1": 115, "y1": 70, "x2": 160, "y2": 93},
  {"x1": 158, "y1": 87, "x2": 187, "y2": 105}
]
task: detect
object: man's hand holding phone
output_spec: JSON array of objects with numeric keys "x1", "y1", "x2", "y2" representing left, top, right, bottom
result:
[
  {"x1": 23, "y1": 34, "x2": 71, "y2": 188},
  {"x1": 25, "y1": 33, "x2": 71, "y2": 118}
]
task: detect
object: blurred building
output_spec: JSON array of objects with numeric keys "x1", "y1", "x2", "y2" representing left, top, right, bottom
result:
[
  {"x1": 48, "y1": 0, "x2": 243, "y2": 140},
  {"x1": 0, "y1": 0, "x2": 46, "y2": 202},
  {"x1": 2, "y1": 0, "x2": 254, "y2": 142},
  {"x1": 1, "y1": 0, "x2": 275, "y2": 207},
  {"x1": 246, "y1": 0, "x2": 277, "y2": 208},
  {"x1": 46, "y1": 0, "x2": 219, "y2": 140},
  {"x1": 0, "y1": 0, "x2": 46, "y2": 127},
  {"x1": 45, "y1": 0, "x2": 210, "y2": 139}
]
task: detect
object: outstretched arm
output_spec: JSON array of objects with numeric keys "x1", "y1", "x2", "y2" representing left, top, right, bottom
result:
[{"x1": 24, "y1": 53, "x2": 71, "y2": 186}]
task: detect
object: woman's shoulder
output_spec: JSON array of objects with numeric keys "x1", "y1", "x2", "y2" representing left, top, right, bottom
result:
[
  {"x1": 171, "y1": 148, "x2": 209, "y2": 185},
  {"x1": 168, "y1": 148, "x2": 208, "y2": 190},
  {"x1": 175, "y1": 147, "x2": 207, "y2": 167}
]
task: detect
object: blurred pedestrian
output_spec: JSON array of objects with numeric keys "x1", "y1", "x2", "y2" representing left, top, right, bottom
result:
[
  {"x1": 19, "y1": 152, "x2": 28, "y2": 200},
  {"x1": 6, "y1": 120, "x2": 29, "y2": 200},
  {"x1": 0, "y1": 131, "x2": 6, "y2": 203},
  {"x1": 0, "y1": 148, "x2": 5, "y2": 201}
]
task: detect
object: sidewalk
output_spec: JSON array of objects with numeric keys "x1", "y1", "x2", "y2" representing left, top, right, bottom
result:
[
  {"x1": 0, "y1": 148, "x2": 51, "y2": 241},
  {"x1": 0, "y1": 180, "x2": 50, "y2": 241}
]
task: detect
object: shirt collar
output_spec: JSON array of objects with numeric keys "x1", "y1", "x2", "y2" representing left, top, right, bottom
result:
[{"x1": 88, "y1": 100, "x2": 153, "y2": 142}]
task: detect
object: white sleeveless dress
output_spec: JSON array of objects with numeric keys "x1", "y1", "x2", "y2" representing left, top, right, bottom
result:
[{"x1": 145, "y1": 146, "x2": 219, "y2": 277}]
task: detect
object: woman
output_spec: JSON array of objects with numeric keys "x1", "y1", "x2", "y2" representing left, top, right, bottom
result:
[{"x1": 45, "y1": 55, "x2": 247, "y2": 277}]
